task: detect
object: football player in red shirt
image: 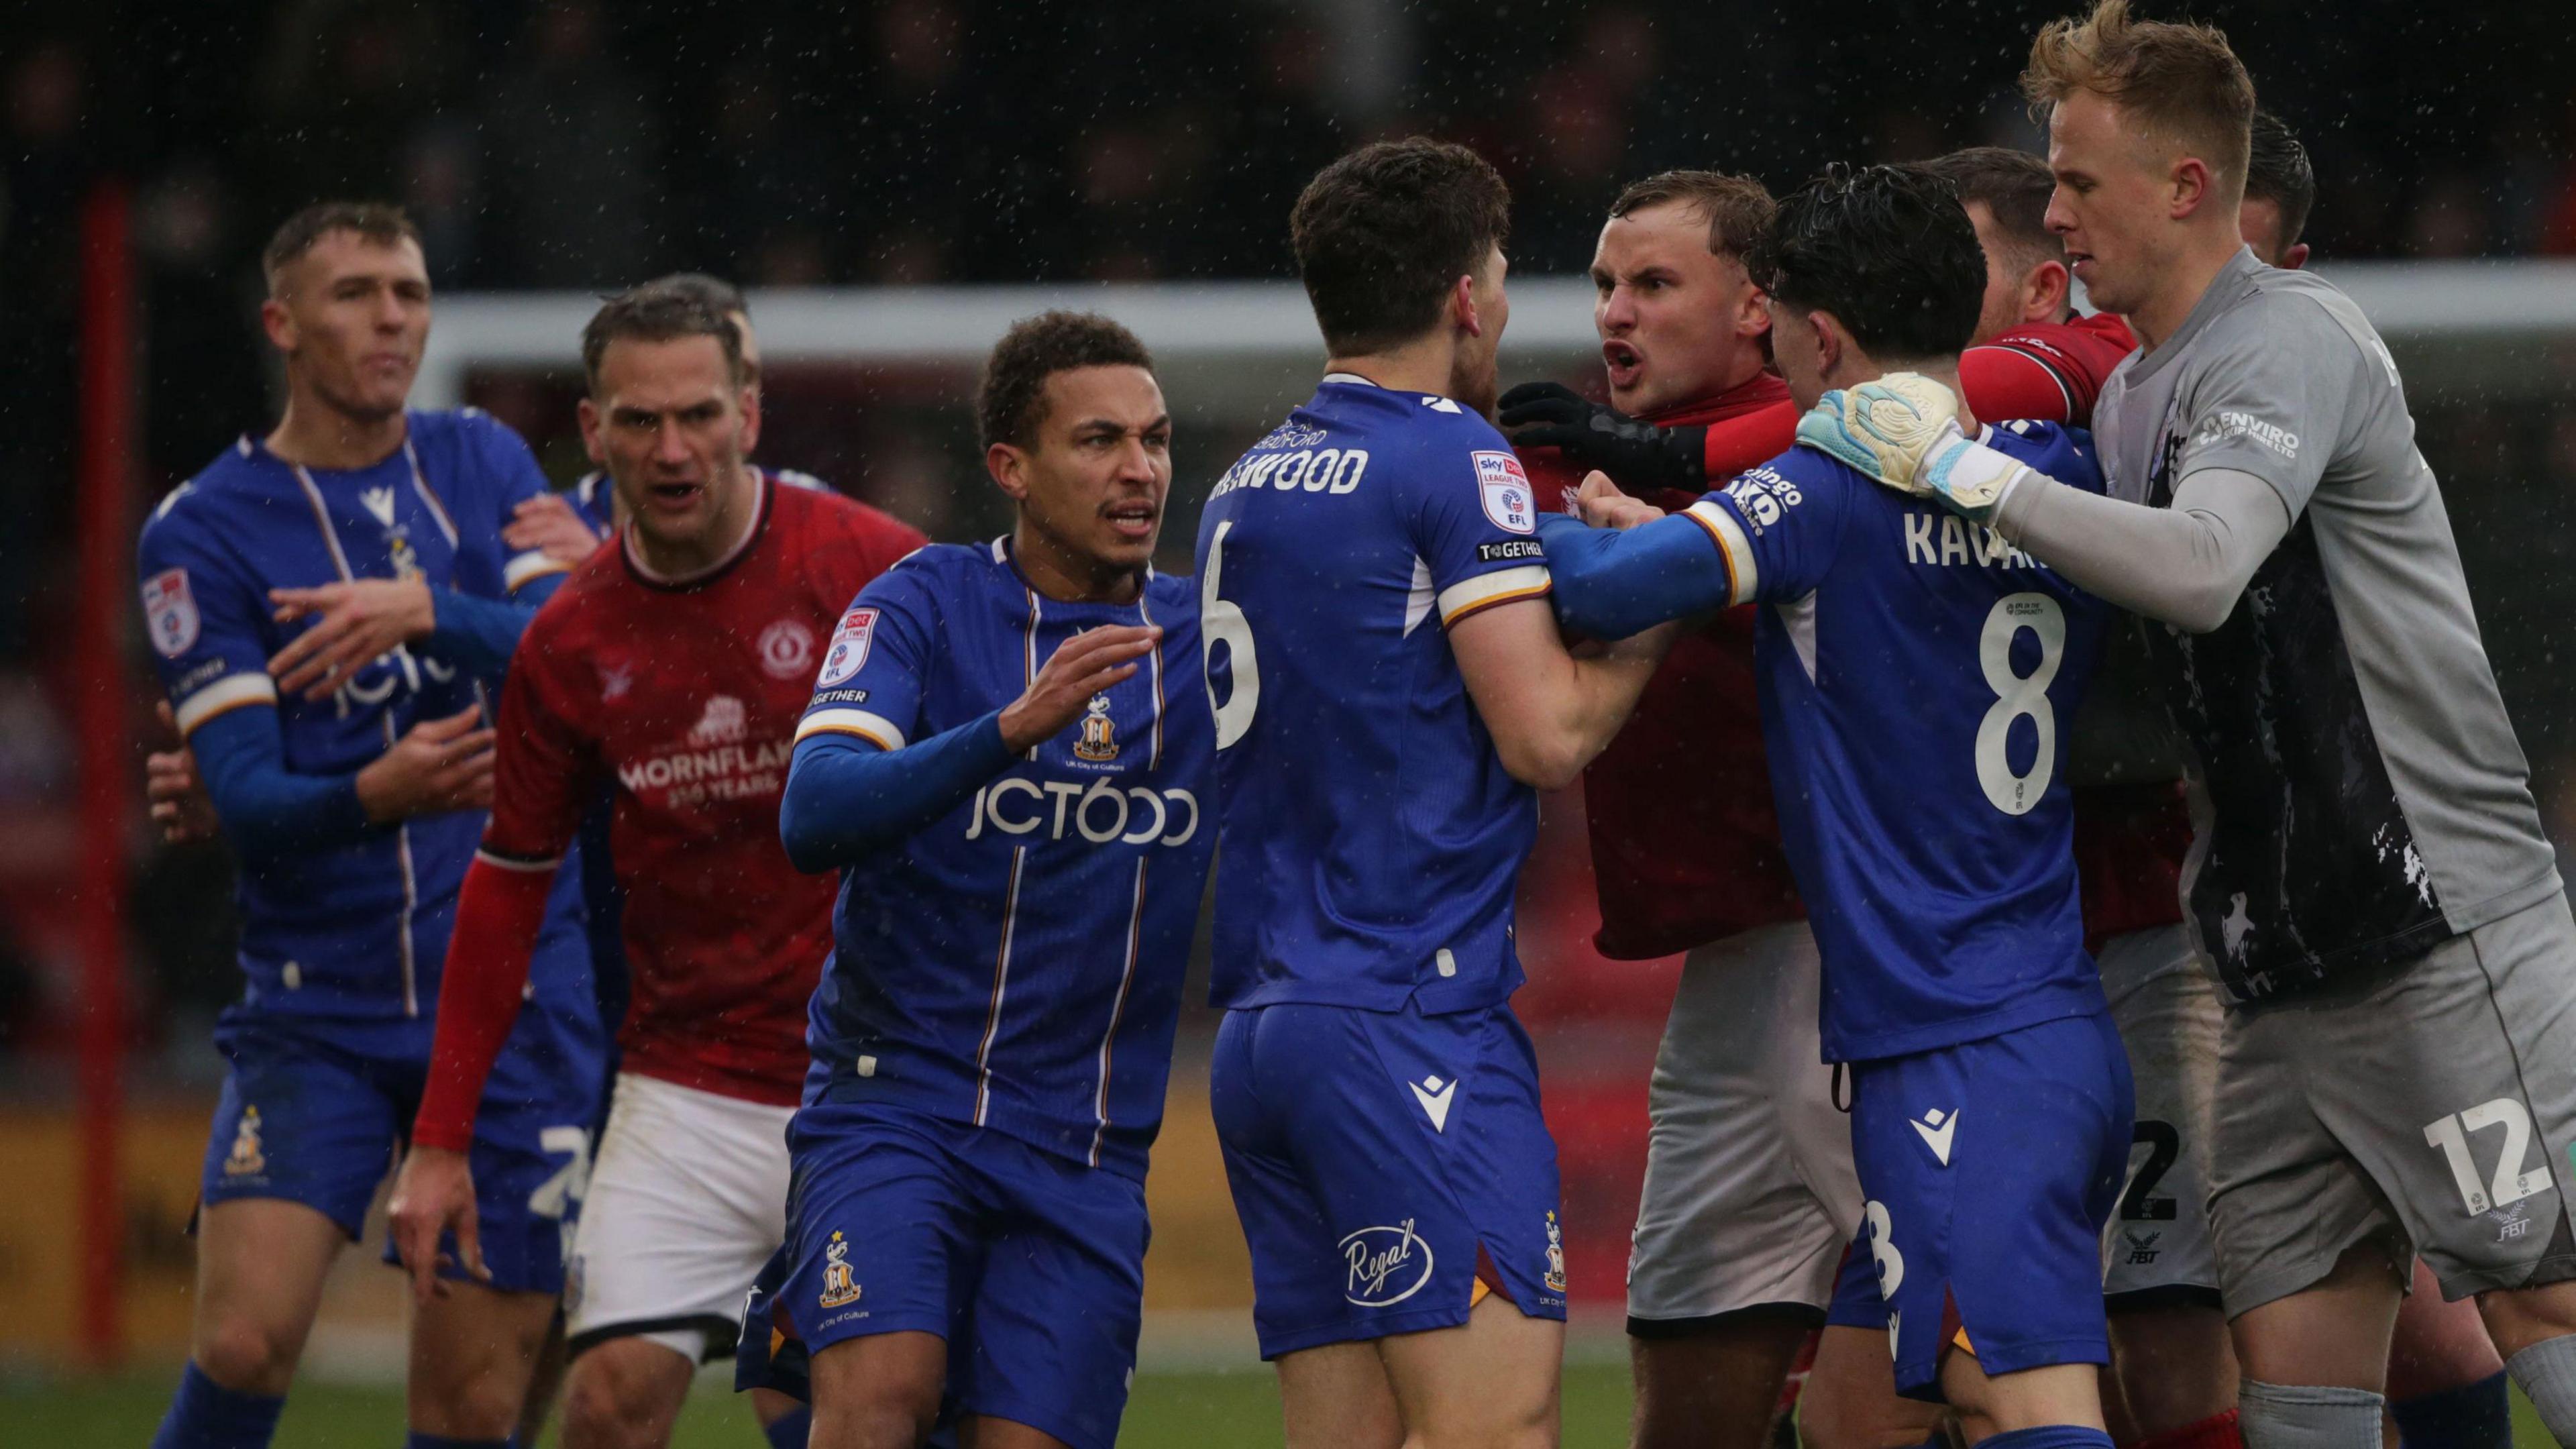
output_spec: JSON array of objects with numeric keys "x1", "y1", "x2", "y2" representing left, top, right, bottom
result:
[
  {"x1": 386, "y1": 282, "x2": 923, "y2": 1449},
  {"x1": 1499, "y1": 170, "x2": 1849, "y2": 1449}
]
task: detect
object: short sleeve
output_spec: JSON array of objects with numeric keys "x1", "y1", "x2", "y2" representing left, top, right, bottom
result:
[
  {"x1": 1684, "y1": 454, "x2": 1853, "y2": 606},
  {"x1": 1405, "y1": 441, "x2": 1554, "y2": 628},
  {"x1": 478, "y1": 616, "x2": 597, "y2": 868},
  {"x1": 2173, "y1": 303, "x2": 2363, "y2": 519},
  {"x1": 138, "y1": 500, "x2": 280, "y2": 736},
  {"x1": 461, "y1": 409, "x2": 572, "y2": 598},
  {"x1": 794, "y1": 567, "x2": 935, "y2": 753}
]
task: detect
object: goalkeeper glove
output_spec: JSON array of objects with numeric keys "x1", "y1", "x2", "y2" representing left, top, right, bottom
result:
[
  {"x1": 1797, "y1": 374, "x2": 2035, "y2": 524},
  {"x1": 1499, "y1": 381, "x2": 1704, "y2": 494},
  {"x1": 1793, "y1": 372, "x2": 1961, "y2": 494}
]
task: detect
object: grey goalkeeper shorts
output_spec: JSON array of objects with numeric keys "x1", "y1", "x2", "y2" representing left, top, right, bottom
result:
[{"x1": 2208, "y1": 890, "x2": 2576, "y2": 1316}]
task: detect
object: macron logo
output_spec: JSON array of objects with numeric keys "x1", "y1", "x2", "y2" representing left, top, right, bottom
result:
[
  {"x1": 1910, "y1": 1108, "x2": 1957, "y2": 1166},
  {"x1": 1410, "y1": 1075, "x2": 1457, "y2": 1132}
]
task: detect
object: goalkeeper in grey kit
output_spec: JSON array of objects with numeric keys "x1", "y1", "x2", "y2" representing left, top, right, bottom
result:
[{"x1": 1802, "y1": 3, "x2": 2576, "y2": 1446}]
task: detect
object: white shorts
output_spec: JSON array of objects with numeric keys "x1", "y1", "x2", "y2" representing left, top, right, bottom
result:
[
  {"x1": 2097, "y1": 924, "x2": 2223, "y2": 1301},
  {"x1": 1626, "y1": 922, "x2": 1862, "y2": 1331},
  {"x1": 564, "y1": 1071, "x2": 795, "y2": 1364}
]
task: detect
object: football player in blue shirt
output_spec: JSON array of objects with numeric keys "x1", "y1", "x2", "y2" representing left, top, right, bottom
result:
[
  {"x1": 1540, "y1": 164, "x2": 2132, "y2": 1449},
  {"x1": 136, "y1": 203, "x2": 604, "y2": 1449},
  {"x1": 1195, "y1": 139, "x2": 1674, "y2": 1449},
  {"x1": 762, "y1": 311, "x2": 1214, "y2": 1449}
]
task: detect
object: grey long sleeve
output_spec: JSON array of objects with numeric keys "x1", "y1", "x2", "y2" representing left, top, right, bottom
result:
[{"x1": 1992, "y1": 466, "x2": 2292, "y2": 633}]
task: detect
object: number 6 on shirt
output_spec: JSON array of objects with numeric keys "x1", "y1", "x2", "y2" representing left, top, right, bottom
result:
[{"x1": 1202, "y1": 521, "x2": 1261, "y2": 749}]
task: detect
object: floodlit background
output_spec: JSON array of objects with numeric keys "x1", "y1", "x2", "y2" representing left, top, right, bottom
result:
[{"x1": 3, "y1": 0, "x2": 2575, "y2": 1442}]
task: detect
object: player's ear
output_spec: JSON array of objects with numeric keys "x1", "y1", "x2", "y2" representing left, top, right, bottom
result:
[
  {"x1": 2282, "y1": 241, "x2": 2310, "y2": 271},
  {"x1": 1452, "y1": 272, "x2": 1483, "y2": 338},
  {"x1": 576, "y1": 397, "x2": 608, "y2": 469},
  {"x1": 1809, "y1": 310, "x2": 1841, "y2": 378},
  {"x1": 736, "y1": 383, "x2": 761, "y2": 458},
  {"x1": 259, "y1": 295, "x2": 297, "y2": 355},
  {"x1": 1736, "y1": 284, "x2": 1772, "y2": 341},
  {"x1": 2025, "y1": 260, "x2": 2070, "y2": 324},
  {"x1": 985, "y1": 441, "x2": 1031, "y2": 503},
  {"x1": 2169, "y1": 154, "x2": 2212, "y2": 221}
]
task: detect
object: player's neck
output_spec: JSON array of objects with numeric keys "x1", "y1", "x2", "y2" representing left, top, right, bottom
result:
[
  {"x1": 266, "y1": 391, "x2": 408, "y2": 472},
  {"x1": 2133, "y1": 233, "x2": 2244, "y2": 352},
  {"x1": 1012, "y1": 521, "x2": 1143, "y2": 605},
  {"x1": 1324, "y1": 335, "x2": 1460, "y2": 405}
]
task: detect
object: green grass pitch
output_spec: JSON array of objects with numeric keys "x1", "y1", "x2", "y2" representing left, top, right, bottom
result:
[{"x1": 3, "y1": 1364, "x2": 2552, "y2": 1444}]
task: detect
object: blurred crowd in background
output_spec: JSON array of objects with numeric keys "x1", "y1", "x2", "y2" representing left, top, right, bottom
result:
[{"x1": 1, "y1": 0, "x2": 2573, "y2": 1087}]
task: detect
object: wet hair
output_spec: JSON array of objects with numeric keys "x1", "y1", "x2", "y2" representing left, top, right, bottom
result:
[
  {"x1": 1608, "y1": 170, "x2": 1776, "y2": 260},
  {"x1": 579, "y1": 284, "x2": 746, "y2": 395},
  {"x1": 1291, "y1": 138, "x2": 1511, "y2": 355},
  {"x1": 977, "y1": 311, "x2": 1155, "y2": 451},
  {"x1": 2245, "y1": 109, "x2": 2316, "y2": 249},
  {"x1": 262, "y1": 201, "x2": 422, "y2": 295},
  {"x1": 2023, "y1": 0, "x2": 2256, "y2": 205},
  {"x1": 642, "y1": 271, "x2": 750, "y2": 320},
  {"x1": 1748, "y1": 163, "x2": 1988, "y2": 362},
  {"x1": 1923, "y1": 146, "x2": 2060, "y2": 278}
]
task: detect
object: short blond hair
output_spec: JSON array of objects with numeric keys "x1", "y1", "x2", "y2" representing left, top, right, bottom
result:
[{"x1": 2023, "y1": 0, "x2": 2255, "y2": 204}]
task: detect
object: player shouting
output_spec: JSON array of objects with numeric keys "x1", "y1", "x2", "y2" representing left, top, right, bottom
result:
[
  {"x1": 1198, "y1": 139, "x2": 1674, "y2": 1449},
  {"x1": 1819, "y1": 5, "x2": 2576, "y2": 1443},
  {"x1": 388, "y1": 284, "x2": 922, "y2": 1449},
  {"x1": 1544, "y1": 162, "x2": 2133, "y2": 1448},
  {"x1": 753, "y1": 311, "x2": 1214, "y2": 1449},
  {"x1": 137, "y1": 203, "x2": 604, "y2": 1449},
  {"x1": 1499, "y1": 172, "x2": 1838, "y2": 1449}
]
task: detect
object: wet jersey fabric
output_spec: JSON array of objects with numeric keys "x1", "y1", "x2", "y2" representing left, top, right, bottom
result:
[
  {"x1": 479, "y1": 478, "x2": 924, "y2": 1104},
  {"x1": 1541, "y1": 423, "x2": 2113, "y2": 1062},
  {"x1": 1517, "y1": 374, "x2": 1807, "y2": 959},
  {"x1": 1194, "y1": 375, "x2": 1554, "y2": 1014},
  {"x1": 2092, "y1": 248, "x2": 2561, "y2": 1000},
  {"x1": 794, "y1": 541, "x2": 1214, "y2": 1179},
  {"x1": 137, "y1": 410, "x2": 589, "y2": 1021}
]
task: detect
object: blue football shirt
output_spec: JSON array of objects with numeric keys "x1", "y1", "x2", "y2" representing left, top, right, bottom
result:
[
  {"x1": 136, "y1": 409, "x2": 593, "y2": 1022},
  {"x1": 793, "y1": 540, "x2": 1215, "y2": 1179},
  {"x1": 1193, "y1": 375, "x2": 1554, "y2": 1016},
  {"x1": 1544, "y1": 421, "x2": 2112, "y2": 1061}
]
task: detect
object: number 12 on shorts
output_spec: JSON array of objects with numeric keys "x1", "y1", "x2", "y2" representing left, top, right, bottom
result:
[{"x1": 2422, "y1": 1098, "x2": 2551, "y2": 1216}]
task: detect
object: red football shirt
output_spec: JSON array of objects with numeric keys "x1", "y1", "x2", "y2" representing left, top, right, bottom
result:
[
  {"x1": 1519, "y1": 372, "x2": 1805, "y2": 959},
  {"x1": 484, "y1": 478, "x2": 924, "y2": 1104}
]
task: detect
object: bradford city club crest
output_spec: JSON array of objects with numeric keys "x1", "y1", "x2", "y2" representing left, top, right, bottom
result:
[
  {"x1": 223, "y1": 1106, "x2": 267, "y2": 1178},
  {"x1": 1543, "y1": 1210, "x2": 1568, "y2": 1293},
  {"x1": 818, "y1": 1230, "x2": 863, "y2": 1309},
  {"x1": 1074, "y1": 693, "x2": 1119, "y2": 762}
]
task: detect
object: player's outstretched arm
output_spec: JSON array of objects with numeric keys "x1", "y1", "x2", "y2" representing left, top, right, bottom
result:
[
  {"x1": 1451, "y1": 597, "x2": 1675, "y2": 791},
  {"x1": 1991, "y1": 466, "x2": 2291, "y2": 633},
  {"x1": 1499, "y1": 381, "x2": 1707, "y2": 496},
  {"x1": 780, "y1": 624, "x2": 1159, "y2": 870},
  {"x1": 1535, "y1": 504, "x2": 1743, "y2": 641}
]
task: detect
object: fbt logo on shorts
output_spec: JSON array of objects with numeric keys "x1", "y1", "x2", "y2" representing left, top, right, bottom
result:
[{"x1": 1340, "y1": 1218, "x2": 1434, "y2": 1307}]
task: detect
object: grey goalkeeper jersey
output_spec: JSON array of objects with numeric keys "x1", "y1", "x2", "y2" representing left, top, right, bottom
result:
[{"x1": 2093, "y1": 248, "x2": 2559, "y2": 1002}]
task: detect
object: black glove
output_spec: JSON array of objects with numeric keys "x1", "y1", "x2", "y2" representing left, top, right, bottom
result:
[{"x1": 1497, "y1": 381, "x2": 1705, "y2": 494}]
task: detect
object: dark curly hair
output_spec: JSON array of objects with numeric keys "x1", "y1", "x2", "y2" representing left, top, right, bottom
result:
[
  {"x1": 1749, "y1": 163, "x2": 1988, "y2": 363},
  {"x1": 977, "y1": 311, "x2": 1155, "y2": 451},
  {"x1": 1291, "y1": 138, "x2": 1511, "y2": 356}
]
